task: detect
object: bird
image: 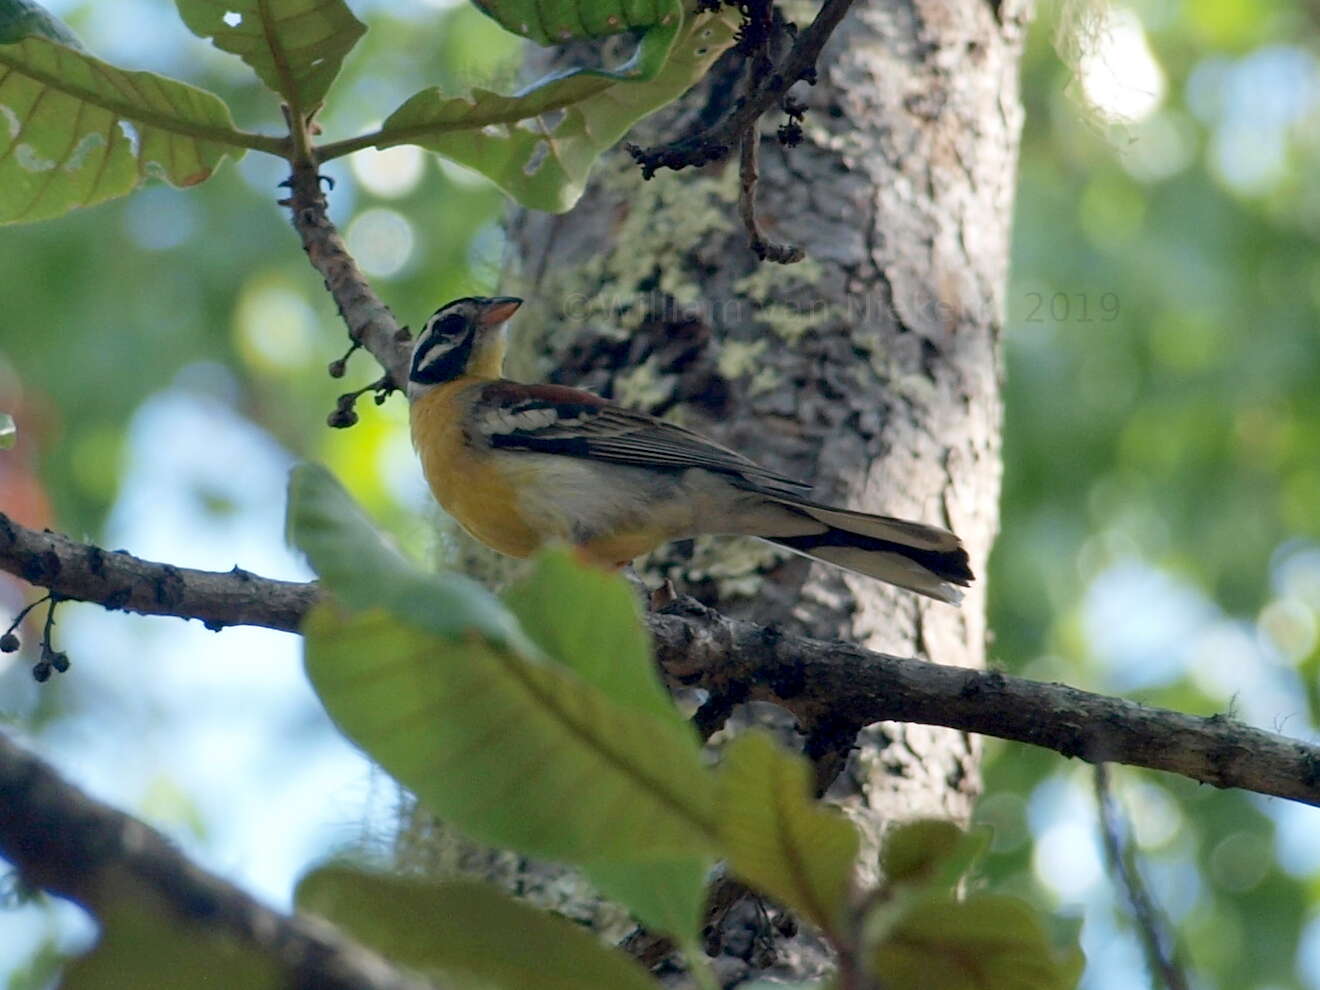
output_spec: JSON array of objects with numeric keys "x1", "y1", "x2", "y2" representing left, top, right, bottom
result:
[{"x1": 407, "y1": 296, "x2": 974, "y2": 603}]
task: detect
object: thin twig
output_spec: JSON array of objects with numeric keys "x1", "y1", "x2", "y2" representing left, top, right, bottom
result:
[
  {"x1": 280, "y1": 156, "x2": 412, "y2": 389},
  {"x1": 1094, "y1": 764, "x2": 1192, "y2": 990},
  {"x1": 628, "y1": 0, "x2": 857, "y2": 175},
  {"x1": 6, "y1": 512, "x2": 1320, "y2": 808},
  {"x1": 738, "y1": 126, "x2": 804, "y2": 263}
]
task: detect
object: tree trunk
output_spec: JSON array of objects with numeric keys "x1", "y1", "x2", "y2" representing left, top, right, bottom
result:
[{"x1": 414, "y1": 0, "x2": 1028, "y2": 980}]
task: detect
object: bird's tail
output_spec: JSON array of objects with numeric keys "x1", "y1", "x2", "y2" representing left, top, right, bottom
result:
[{"x1": 764, "y1": 499, "x2": 973, "y2": 604}]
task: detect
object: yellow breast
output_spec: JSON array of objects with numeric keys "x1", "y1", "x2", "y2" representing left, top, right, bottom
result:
[{"x1": 409, "y1": 380, "x2": 544, "y2": 558}]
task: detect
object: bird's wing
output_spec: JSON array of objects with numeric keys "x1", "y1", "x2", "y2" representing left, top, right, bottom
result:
[{"x1": 471, "y1": 381, "x2": 813, "y2": 497}]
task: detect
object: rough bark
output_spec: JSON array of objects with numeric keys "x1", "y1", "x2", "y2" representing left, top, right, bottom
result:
[
  {"x1": 507, "y1": 0, "x2": 1028, "y2": 836},
  {"x1": 412, "y1": 0, "x2": 1030, "y2": 978}
]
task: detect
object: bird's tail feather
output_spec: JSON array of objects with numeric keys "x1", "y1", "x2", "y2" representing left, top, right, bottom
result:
[{"x1": 766, "y1": 499, "x2": 973, "y2": 604}]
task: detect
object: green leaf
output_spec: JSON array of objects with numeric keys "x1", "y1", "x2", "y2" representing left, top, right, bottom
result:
[
  {"x1": 0, "y1": 6, "x2": 250, "y2": 224},
  {"x1": 292, "y1": 465, "x2": 717, "y2": 934},
  {"x1": 303, "y1": 604, "x2": 718, "y2": 864},
  {"x1": 173, "y1": 0, "x2": 366, "y2": 111},
  {"x1": 0, "y1": 413, "x2": 15, "y2": 449},
  {"x1": 503, "y1": 550, "x2": 711, "y2": 938},
  {"x1": 62, "y1": 905, "x2": 282, "y2": 990},
  {"x1": 373, "y1": 6, "x2": 737, "y2": 212},
  {"x1": 470, "y1": 0, "x2": 670, "y2": 45},
  {"x1": 287, "y1": 462, "x2": 521, "y2": 644},
  {"x1": 504, "y1": 547, "x2": 673, "y2": 721},
  {"x1": 716, "y1": 732, "x2": 860, "y2": 936},
  {"x1": 583, "y1": 856, "x2": 710, "y2": 940},
  {"x1": 869, "y1": 893, "x2": 1085, "y2": 990},
  {"x1": 297, "y1": 867, "x2": 661, "y2": 990},
  {"x1": 880, "y1": 820, "x2": 992, "y2": 891}
]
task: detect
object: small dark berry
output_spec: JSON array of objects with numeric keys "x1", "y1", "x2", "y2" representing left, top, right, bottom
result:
[
  {"x1": 374, "y1": 391, "x2": 388, "y2": 405},
  {"x1": 0, "y1": 632, "x2": 18, "y2": 653},
  {"x1": 32, "y1": 661, "x2": 51, "y2": 683},
  {"x1": 328, "y1": 358, "x2": 347, "y2": 378},
  {"x1": 50, "y1": 652, "x2": 69, "y2": 673},
  {"x1": 327, "y1": 408, "x2": 358, "y2": 429}
]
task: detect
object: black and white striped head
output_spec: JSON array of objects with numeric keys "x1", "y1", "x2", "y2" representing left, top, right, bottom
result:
[{"x1": 408, "y1": 296, "x2": 522, "y2": 396}]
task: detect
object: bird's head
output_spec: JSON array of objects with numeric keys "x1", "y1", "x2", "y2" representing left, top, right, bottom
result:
[{"x1": 408, "y1": 296, "x2": 523, "y2": 396}]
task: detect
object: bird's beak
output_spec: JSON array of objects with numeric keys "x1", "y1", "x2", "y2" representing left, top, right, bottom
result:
[{"x1": 476, "y1": 297, "x2": 523, "y2": 328}]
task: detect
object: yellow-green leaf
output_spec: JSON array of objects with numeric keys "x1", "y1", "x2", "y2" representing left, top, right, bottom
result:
[
  {"x1": 372, "y1": 6, "x2": 736, "y2": 212},
  {"x1": 0, "y1": 21, "x2": 249, "y2": 224},
  {"x1": 173, "y1": 0, "x2": 366, "y2": 111},
  {"x1": 287, "y1": 462, "x2": 522, "y2": 645},
  {"x1": 297, "y1": 867, "x2": 661, "y2": 990},
  {"x1": 880, "y1": 819, "x2": 991, "y2": 890},
  {"x1": 62, "y1": 905, "x2": 282, "y2": 990},
  {"x1": 869, "y1": 893, "x2": 1085, "y2": 990},
  {"x1": 717, "y1": 732, "x2": 860, "y2": 936},
  {"x1": 471, "y1": 0, "x2": 671, "y2": 45},
  {"x1": 584, "y1": 856, "x2": 710, "y2": 940},
  {"x1": 504, "y1": 547, "x2": 673, "y2": 721},
  {"x1": 304, "y1": 604, "x2": 718, "y2": 864}
]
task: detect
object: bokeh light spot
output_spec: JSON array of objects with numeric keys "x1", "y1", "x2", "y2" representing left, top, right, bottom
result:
[
  {"x1": 1033, "y1": 821, "x2": 1102, "y2": 902},
  {"x1": 1076, "y1": 7, "x2": 1166, "y2": 124},
  {"x1": 233, "y1": 279, "x2": 319, "y2": 374},
  {"x1": 346, "y1": 208, "x2": 416, "y2": 278},
  {"x1": 350, "y1": 144, "x2": 426, "y2": 199}
]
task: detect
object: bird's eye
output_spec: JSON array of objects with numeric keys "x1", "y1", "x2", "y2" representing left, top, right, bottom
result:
[{"x1": 431, "y1": 313, "x2": 469, "y2": 338}]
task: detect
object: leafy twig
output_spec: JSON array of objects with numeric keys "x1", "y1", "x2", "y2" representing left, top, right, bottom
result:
[
  {"x1": 279, "y1": 156, "x2": 412, "y2": 391},
  {"x1": 627, "y1": 0, "x2": 857, "y2": 176}
]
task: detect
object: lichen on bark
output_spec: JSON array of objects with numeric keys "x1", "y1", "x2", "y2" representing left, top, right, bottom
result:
[{"x1": 404, "y1": 0, "x2": 1031, "y2": 978}]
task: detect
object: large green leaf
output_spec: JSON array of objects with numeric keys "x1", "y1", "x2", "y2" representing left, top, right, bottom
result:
[
  {"x1": 868, "y1": 893, "x2": 1085, "y2": 990},
  {"x1": 584, "y1": 856, "x2": 710, "y2": 940},
  {"x1": 173, "y1": 0, "x2": 366, "y2": 111},
  {"x1": 304, "y1": 605, "x2": 717, "y2": 864},
  {"x1": 297, "y1": 867, "x2": 661, "y2": 990},
  {"x1": 470, "y1": 0, "x2": 671, "y2": 45},
  {"x1": 503, "y1": 550, "x2": 712, "y2": 938},
  {"x1": 368, "y1": 6, "x2": 737, "y2": 212},
  {"x1": 291, "y1": 463, "x2": 717, "y2": 931},
  {"x1": 62, "y1": 905, "x2": 282, "y2": 990},
  {"x1": 503, "y1": 547, "x2": 674, "y2": 722},
  {"x1": 716, "y1": 732, "x2": 860, "y2": 937},
  {"x1": 0, "y1": 3, "x2": 255, "y2": 224},
  {"x1": 880, "y1": 819, "x2": 992, "y2": 892},
  {"x1": 287, "y1": 462, "x2": 521, "y2": 645}
]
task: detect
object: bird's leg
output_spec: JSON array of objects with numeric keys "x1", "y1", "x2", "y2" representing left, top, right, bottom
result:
[{"x1": 648, "y1": 578, "x2": 677, "y2": 611}]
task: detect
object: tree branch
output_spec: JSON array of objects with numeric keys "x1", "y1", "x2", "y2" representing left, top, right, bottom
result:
[
  {"x1": 628, "y1": 0, "x2": 857, "y2": 176},
  {"x1": 281, "y1": 156, "x2": 413, "y2": 391},
  {"x1": 0, "y1": 731, "x2": 437, "y2": 990},
  {"x1": 0, "y1": 513, "x2": 315, "y2": 633},
  {"x1": 5, "y1": 511, "x2": 1320, "y2": 808},
  {"x1": 1094, "y1": 763, "x2": 1190, "y2": 990}
]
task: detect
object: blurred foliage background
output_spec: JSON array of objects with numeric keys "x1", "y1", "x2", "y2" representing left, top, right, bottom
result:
[{"x1": 1, "y1": 0, "x2": 1319, "y2": 987}]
